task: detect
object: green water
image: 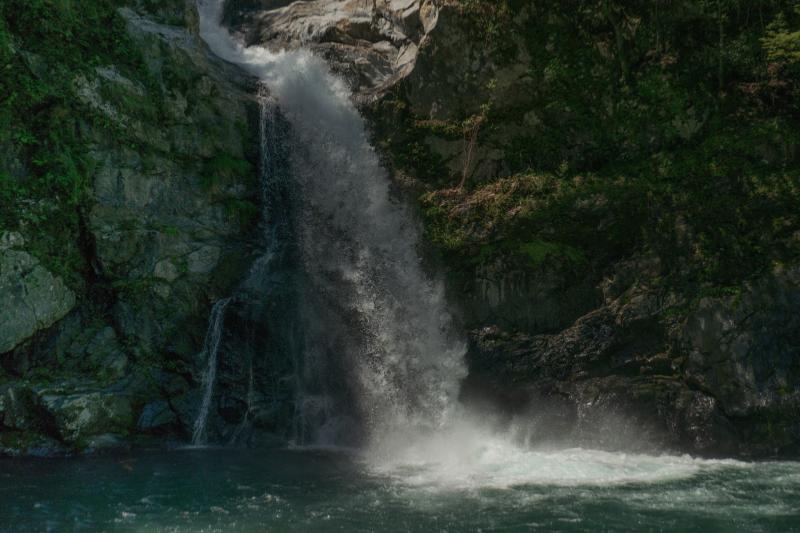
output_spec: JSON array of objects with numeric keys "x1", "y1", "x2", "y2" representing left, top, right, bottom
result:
[{"x1": 1, "y1": 448, "x2": 798, "y2": 532}]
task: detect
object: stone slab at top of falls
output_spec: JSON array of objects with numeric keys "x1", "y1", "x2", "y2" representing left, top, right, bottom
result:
[{"x1": 222, "y1": 0, "x2": 439, "y2": 97}]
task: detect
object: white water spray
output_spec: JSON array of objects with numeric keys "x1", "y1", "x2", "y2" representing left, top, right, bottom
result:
[
  {"x1": 197, "y1": 0, "x2": 466, "y2": 444},
  {"x1": 195, "y1": 0, "x2": 736, "y2": 488},
  {"x1": 192, "y1": 297, "x2": 232, "y2": 445}
]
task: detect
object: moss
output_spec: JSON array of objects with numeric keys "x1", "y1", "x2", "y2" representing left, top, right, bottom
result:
[
  {"x1": 0, "y1": 0, "x2": 155, "y2": 291},
  {"x1": 201, "y1": 154, "x2": 253, "y2": 193},
  {"x1": 367, "y1": 92, "x2": 451, "y2": 187},
  {"x1": 518, "y1": 240, "x2": 586, "y2": 267},
  {"x1": 224, "y1": 199, "x2": 260, "y2": 227},
  {"x1": 413, "y1": 119, "x2": 464, "y2": 139},
  {"x1": 398, "y1": 0, "x2": 800, "y2": 296}
]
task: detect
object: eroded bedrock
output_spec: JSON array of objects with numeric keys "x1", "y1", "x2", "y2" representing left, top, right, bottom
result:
[{"x1": 222, "y1": 0, "x2": 439, "y2": 96}]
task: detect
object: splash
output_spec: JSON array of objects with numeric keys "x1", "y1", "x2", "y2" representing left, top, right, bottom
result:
[
  {"x1": 367, "y1": 415, "x2": 746, "y2": 489},
  {"x1": 197, "y1": 0, "x2": 753, "y2": 489}
]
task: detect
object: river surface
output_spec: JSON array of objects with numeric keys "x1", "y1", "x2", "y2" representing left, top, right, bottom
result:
[{"x1": 1, "y1": 448, "x2": 799, "y2": 532}]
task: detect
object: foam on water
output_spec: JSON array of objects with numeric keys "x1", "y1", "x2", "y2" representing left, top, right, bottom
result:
[
  {"x1": 197, "y1": 0, "x2": 755, "y2": 490},
  {"x1": 366, "y1": 416, "x2": 746, "y2": 490}
]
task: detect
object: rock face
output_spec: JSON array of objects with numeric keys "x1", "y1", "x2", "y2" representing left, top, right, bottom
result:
[
  {"x1": 0, "y1": 240, "x2": 76, "y2": 355},
  {"x1": 358, "y1": 2, "x2": 800, "y2": 457},
  {"x1": 2, "y1": 0, "x2": 798, "y2": 459},
  {"x1": 0, "y1": 1, "x2": 263, "y2": 456},
  {"x1": 223, "y1": 0, "x2": 440, "y2": 97},
  {"x1": 82, "y1": 7, "x2": 260, "y2": 362},
  {"x1": 464, "y1": 262, "x2": 800, "y2": 456}
]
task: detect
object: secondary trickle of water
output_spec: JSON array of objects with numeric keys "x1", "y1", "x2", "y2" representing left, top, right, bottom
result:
[{"x1": 192, "y1": 297, "x2": 232, "y2": 445}]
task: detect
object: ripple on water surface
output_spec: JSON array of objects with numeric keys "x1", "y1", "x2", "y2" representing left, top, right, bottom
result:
[{"x1": 1, "y1": 448, "x2": 799, "y2": 532}]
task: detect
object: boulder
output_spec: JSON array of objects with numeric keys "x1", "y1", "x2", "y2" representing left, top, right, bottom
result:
[
  {"x1": 0, "y1": 249, "x2": 76, "y2": 354},
  {"x1": 137, "y1": 400, "x2": 178, "y2": 432},
  {"x1": 224, "y1": 0, "x2": 441, "y2": 97},
  {"x1": 0, "y1": 432, "x2": 66, "y2": 458},
  {"x1": 42, "y1": 392, "x2": 134, "y2": 445},
  {"x1": 0, "y1": 385, "x2": 51, "y2": 432}
]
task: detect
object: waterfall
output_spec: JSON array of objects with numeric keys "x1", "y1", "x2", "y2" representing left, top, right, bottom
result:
[
  {"x1": 196, "y1": 0, "x2": 466, "y2": 447},
  {"x1": 192, "y1": 297, "x2": 232, "y2": 445}
]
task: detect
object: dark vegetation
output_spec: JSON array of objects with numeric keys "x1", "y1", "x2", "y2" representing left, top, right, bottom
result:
[
  {"x1": 386, "y1": 0, "x2": 800, "y2": 301},
  {"x1": 0, "y1": 0, "x2": 145, "y2": 287},
  {"x1": 2, "y1": 0, "x2": 798, "y2": 307}
]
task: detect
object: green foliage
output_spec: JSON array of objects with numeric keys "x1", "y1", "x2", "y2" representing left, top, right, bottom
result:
[
  {"x1": 208, "y1": 154, "x2": 252, "y2": 177},
  {"x1": 401, "y1": 0, "x2": 800, "y2": 295},
  {"x1": 762, "y1": 6, "x2": 800, "y2": 63},
  {"x1": 455, "y1": 0, "x2": 516, "y2": 59},
  {"x1": 518, "y1": 240, "x2": 586, "y2": 267},
  {"x1": 224, "y1": 199, "x2": 260, "y2": 227},
  {"x1": 1, "y1": 0, "x2": 138, "y2": 67},
  {"x1": 421, "y1": 171, "x2": 645, "y2": 275},
  {"x1": 201, "y1": 155, "x2": 253, "y2": 192},
  {"x1": 0, "y1": 0, "x2": 148, "y2": 289}
]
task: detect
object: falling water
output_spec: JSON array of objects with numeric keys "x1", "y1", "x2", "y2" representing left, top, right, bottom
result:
[
  {"x1": 183, "y1": 0, "x2": 800, "y2": 494},
  {"x1": 191, "y1": 297, "x2": 232, "y2": 445},
  {"x1": 196, "y1": 0, "x2": 466, "y2": 447}
]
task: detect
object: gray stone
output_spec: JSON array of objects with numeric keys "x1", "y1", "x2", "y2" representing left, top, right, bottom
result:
[
  {"x1": 137, "y1": 400, "x2": 177, "y2": 431},
  {"x1": 0, "y1": 385, "x2": 46, "y2": 431},
  {"x1": 154, "y1": 259, "x2": 180, "y2": 282},
  {"x1": 0, "y1": 232, "x2": 25, "y2": 251},
  {"x1": 42, "y1": 392, "x2": 133, "y2": 445},
  {"x1": 224, "y1": 0, "x2": 440, "y2": 97},
  {"x1": 0, "y1": 250, "x2": 76, "y2": 354},
  {"x1": 84, "y1": 327, "x2": 129, "y2": 381},
  {"x1": 187, "y1": 245, "x2": 221, "y2": 274},
  {"x1": 83, "y1": 433, "x2": 130, "y2": 454},
  {"x1": 0, "y1": 432, "x2": 66, "y2": 458}
]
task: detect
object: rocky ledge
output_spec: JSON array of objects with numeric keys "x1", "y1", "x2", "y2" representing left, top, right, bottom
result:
[{"x1": 222, "y1": 0, "x2": 440, "y2": 98}]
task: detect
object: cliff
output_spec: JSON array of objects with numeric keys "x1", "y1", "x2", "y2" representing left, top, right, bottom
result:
[
  {"x1": 365, "y1": 0, "x2": 800, "y2": 456},
  {"x1": 0, "y1": 0, "x2": 262, "y2": 455},
  {"x1": 1, "y1": 0, "x2": 798, "y2": 457}
]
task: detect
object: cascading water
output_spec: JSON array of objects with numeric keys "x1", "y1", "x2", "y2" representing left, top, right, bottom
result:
[
  {"x1": 197, "y1": 0, "x2": 467, "y2": 448},
  {"x1": 182, "y1": 0, "x2": 785, "y2": 494},
  {"x1": 192, "y1": 297, "x2": 232, "y2": 445}
]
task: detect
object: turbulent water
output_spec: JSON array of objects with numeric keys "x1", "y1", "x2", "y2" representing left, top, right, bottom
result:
[
  {"x1": 2, "y1": 449, "x2": 800, "y2": 532},
  {"x1": 154, "y1": 5, "x2": 800, "y2": 530},
  {"x1": 196, "y1": 0, "x2": 465, "y2": 446}
]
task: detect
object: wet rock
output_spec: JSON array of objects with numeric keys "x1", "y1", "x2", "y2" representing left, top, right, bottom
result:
[
  {"x1": 82, "y1": 433, "x2": 131, "y2": 455},
  {"x1": 468, "y1": 258, "x2": 601, "y2": 332},
  {"x1": 681, "y1": 265, "x2": 800, "y2": 454},
  {"x1": 42, "y1": 392, "x2": 134, "y2": 446},
  {"x1": 187, "y1": 245, "x2": 221, "y2": 274},
  {"x1": 1, "y1": 3, "x2": 262, "y2": 456},
  {"x1": 83, "y1": 7, "x2": 260, "y2": 371},
  {"x1": 137, "y1": 400, "x2": 178, "y2": 432},
  {"x1": 0, "y1": 385, "x2": 53, "y2": 433},
  {"x1": 172, "y1": 389, "x2": 203, "y2": 432},
  {"x1": 0, "y1": 432, "x2": 67, "y2": 458},
  {"x1": 466, "y1": 261, "x2": 800, "y2": 457},
  {"x1": 0, "y1": 249, "x2": 76, "y2": 354},
  {"x1": 78, "y1": 327, "x2": 129, "y2": 383},
  {"x1": 224, "y1": 0, "x2": 441, "y2": 97}
]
